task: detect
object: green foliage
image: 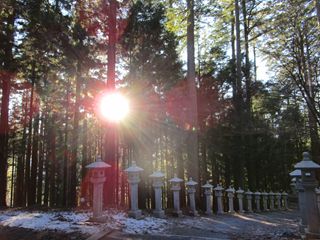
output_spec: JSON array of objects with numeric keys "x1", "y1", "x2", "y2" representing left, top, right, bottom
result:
[{"x1": 120, "y1": 0, "x2": 183, "y2": 93}]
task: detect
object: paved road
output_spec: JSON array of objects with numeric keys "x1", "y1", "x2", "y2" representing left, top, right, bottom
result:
[
  {"x1": 101, "y1": 210, "x2": 301, "y2": 240},
  {"x1": 103, "y1": 231, "x2": 230, "y2": 240},
  {"x1": 0, "y1": 226, "x2": 87, "y2": 240}
]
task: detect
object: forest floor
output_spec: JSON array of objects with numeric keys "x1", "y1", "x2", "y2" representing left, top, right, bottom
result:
[{"x1": 0, "y1": 208, "x2": 301, "y2": 240}]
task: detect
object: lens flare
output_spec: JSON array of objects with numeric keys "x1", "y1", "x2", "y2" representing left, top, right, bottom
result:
[{"x1": 99, "y1": 92, "x2": 129, "y2": 122}]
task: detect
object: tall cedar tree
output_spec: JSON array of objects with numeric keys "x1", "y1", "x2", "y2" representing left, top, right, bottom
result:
[{"x1": 0, "y1": 0, "x2": 16, "y2": 207}]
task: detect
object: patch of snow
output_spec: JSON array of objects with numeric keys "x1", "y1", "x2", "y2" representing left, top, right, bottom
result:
[
  {"x1": 0, "y1": 210, "x2": 100, "y2": 234},
  {"x1": 112, "y1": 212, "x2": 168, "y2": 234},
  {"x1": 0, "y1": 209, "x2": 169, "y2": 235}
]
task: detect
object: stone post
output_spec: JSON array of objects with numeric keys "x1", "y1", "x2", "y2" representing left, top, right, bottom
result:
[
  {"x1": 86, "y1": 157, "x2": 111, "y2": 221},
  {"x1": 290, "y1": 169, "x2": 306, "y2": 231},
  {"x1": 254, "y1": 191, "x2": 261, "y2": 212},
  {"x1": 169, "y1": 174, "x2": 183, "y2": 217},
  {"x1": 124, "y1": 161, "x2": 144, "y2": 219},
  {"x1": 269, "y1": 191, "x2": 275, "y2": 211},
  {"x1": 294, "y1": 152, "x2": 320, "y2": 238},
  {"x1": 245, "y1": 190, "x2": 253, "y2": 213},
  {"x1": 281, "y1": 192, "x2": 288, "y2": 210},
  {"x1": 275, "y1": 192, "x2": 281, "y2": 210},
  {"x1": 261, "y1": 192, "x2": 269, "y2": 211},
  {"x1": 236, "y1": 188, "x2": 244, "y2": 213},
  {"x1": 296, "y1": 178, "x2": 307, "y2": 232},
  {"x1": 186, "y1": 178, "x2": 198, "y2": 216},
  {"x1": 149, "y1": 171, "x2": 165, "y2": 218},
  {"x1": 202, "y1": 181, "x2": 213, "y2": 215},
  {"x1": 316, "y1": 188, "x2": 320, "y2": 213},
  {"x1": 226, "y1": 186, "x2": 235, "y2": 214},
  {"x1": 214, "y1": 184, "x2": 224, "y2": 214}
]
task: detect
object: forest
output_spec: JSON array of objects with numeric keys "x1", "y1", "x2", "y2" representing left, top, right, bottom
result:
[{"x1": 0, "y1": 0, "x2": 319, "y2": 210}]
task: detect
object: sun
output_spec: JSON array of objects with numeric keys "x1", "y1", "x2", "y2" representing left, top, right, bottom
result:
[{"x1": 99, "y1": 92, "x2": 130, "y2": 122}]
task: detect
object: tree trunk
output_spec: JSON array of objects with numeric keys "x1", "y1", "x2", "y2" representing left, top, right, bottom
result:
[
  {"x1": 80, "y1": 118, "x2": 88, "y2": 206},
  {"x1": 10, "y1": 143, "x2": 15, "y2": 207},
  {"x1": 234, "y1": 0, "x2": 245, "y2": 189},
  {"x1": 235, "y1": 0, "x2": 242, "y2": 97},
  {"x1": 0, "y1": 2, "x2": 16, "y2": 208},
  {"x1": 49, "y1": 115, "x2": 57, "y2": 207},
  {"x1": 177, "y1": 130, "x2": 186, "y2": 208},
  {"x1": 241, "y1": 0, "x2": 251, "y2": 114},
  {"x1": 14, "y1": 93, "x2": 28, "y2": 207},
  {"x1": 253, "y1": 44, "x2": 257, "y2": 82},
  {"x1": 186, "y1": 0, "x2": 199, "y2": 201},
  {"x1": 315, "y1": 0, "x2": 320, "y2": 25},
  {"x1": 24, "y1": 68, "x2": 35, "y2": 206},
  {"x1": 43, "y1": 131, "x2": 49, "y2": 206},
  {"x1": 230, "y1": 10, "x2": 236, "y2": 99},
  {"x1": 107, "y1": 0, "x2": 117, "y2": 90},
  {"x1": 37, "y1": 112, "x2": 45, "y2": 205},
  {"x1": 28, "y1": 111, "x2": 40, "y2": 206},
  {"x1": 0, "y1": 73, "x2": 10, "y2": 207},
  {"x1": 104, "y1": 0, "x2": 118, "y2": 207},
  {"x1": 69, "y1": 66, "x2": 81, "y2": 207},
  {"x1": 62, "y1": 80, "x2": 70, "y2": 206}
]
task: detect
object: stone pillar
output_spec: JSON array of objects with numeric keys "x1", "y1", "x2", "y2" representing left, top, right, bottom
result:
[
  {"x1": 169, "y1": 174, "x2": 183, "y2": 217},
  {"x1": 124, "y1": 161, "x2": 144, "y2": 219},
  {"x1": 316, "y1": 188, "x2": 320, "y2": 213},
  {"x1": 91, "y1": 177, "x2": 105, "y2": 219},
  {"x1": 186, "y1": 178, "x2": 198, "y2": 216},
  {"x1": 130, "y1": 182, "x2": 139, "y2": 212},
  {"x1": 254, "y1": 192, "x2": 261, "y2": 212},
  {"x1": 214, "y1": 184, "x2": 224, "y2": 214},
  {"x1": 294, "y1": 152, "x2": 320, "y2": 238},
  {"x1": 275, "y1": 192, "x2": 281, "y2": 210},
  {"x1": 236, "y1": 188, "x2": 244, "y2": 213},
  {"x1": 261, "y1": 192, "x2": 269, "y2": 211},
  {"x1": 290, "y1": 169, "x2": 306, "y2": 232},
  {"x1": 226, "y1": 186, "x2": 235, "y2": 214},
  {"x1": 202, "y1": 181, "x2": 213, "y2": 215},
  {"x1": 269, "y1": 191, "x2": 275, "y2": 211},
  {"x1": 281, "y1": 192, "x2": 288, "y2": 210},
  {"x1": 296, "y1": 179, "x2": 307, "y2": 232},
  {"x1": 149, "y1": 171, "x2": 165, "y2": 218},
  {"x1": 245, "y1": 190, "x2": 253, "y2": 213},
  {"x1": 86, "y1": 158, "x2": 111, "y2": 221}
]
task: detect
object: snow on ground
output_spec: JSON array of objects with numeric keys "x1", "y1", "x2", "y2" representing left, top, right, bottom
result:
[
  {"x1": 112, "y1": 212, "x2": 169, "y2": 234},
  {"x1": 0, "y1": 210, "x2": 100, "y2": 234},
  {"x1": 0, "y1": 209, "x2": 169, "y2": 235}
]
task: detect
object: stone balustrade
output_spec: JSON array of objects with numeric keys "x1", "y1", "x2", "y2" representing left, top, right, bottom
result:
[{"x1": 121, "y1": 161, "x2": 290, "y2": 219}]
